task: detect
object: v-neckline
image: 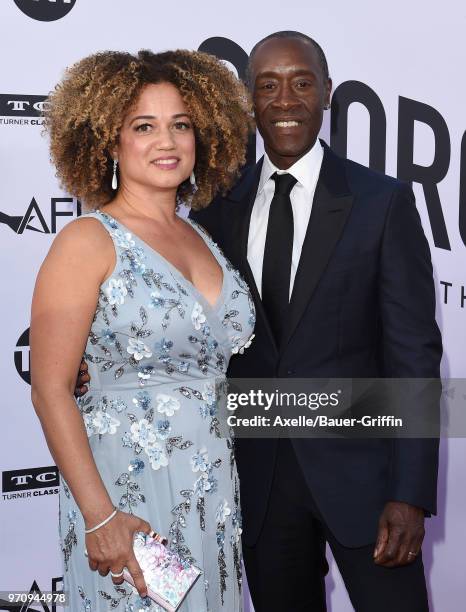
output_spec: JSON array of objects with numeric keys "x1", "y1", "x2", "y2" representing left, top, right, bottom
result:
[{"x1": 97, "y1": 209, "x2": 226, "y2": 311}]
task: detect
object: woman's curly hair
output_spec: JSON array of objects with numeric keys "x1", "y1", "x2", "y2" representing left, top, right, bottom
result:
[{"x1": 43, "y1": 49, "x2": 254, "y2": 210}]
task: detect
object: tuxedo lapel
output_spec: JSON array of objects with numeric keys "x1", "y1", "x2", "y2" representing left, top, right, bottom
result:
[
  {"x1": 281, "y1": 144, "x2": 354, "y2": 352},
  {"x1": 225, "y1": 160, "x2": 262, "y2": 271},
  {"x1": 224, "y1": 159, "x2": 279, "y2": 355}
]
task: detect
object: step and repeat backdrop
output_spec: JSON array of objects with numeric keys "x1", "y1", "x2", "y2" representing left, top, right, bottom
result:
[{"x1": 1, "y1": 1, "x2": 465, "y2": 610}]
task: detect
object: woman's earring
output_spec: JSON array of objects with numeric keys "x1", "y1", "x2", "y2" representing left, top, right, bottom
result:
[
  {"x1": 189, "y1": 171, "x2": 196, "y2": 186},
  {"x1": 112, "y1": 159, "x2": 118, "y2": 190}
]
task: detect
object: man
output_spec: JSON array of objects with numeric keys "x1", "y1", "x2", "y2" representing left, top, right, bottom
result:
[
  {"x1": 76, "y1": 31, "x2": 441, "y2": 611},
  {"x1": 190, "y1": 32, "x2": 442, "y2": 611}
]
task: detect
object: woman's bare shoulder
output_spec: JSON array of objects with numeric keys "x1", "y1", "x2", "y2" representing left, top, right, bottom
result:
[{"x1": 42, "y1": 214, "x2": 115, "y2": 280}]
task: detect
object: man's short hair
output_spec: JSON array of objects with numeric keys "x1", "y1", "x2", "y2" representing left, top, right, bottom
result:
[{"x1": 247, "y1": 31, "x2": 330, "y2": 87}]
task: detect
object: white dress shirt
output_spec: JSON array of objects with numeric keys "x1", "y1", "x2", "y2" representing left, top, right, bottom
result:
[{"x1": 247, "y1": 139, "x2": 324, "y2": 299}]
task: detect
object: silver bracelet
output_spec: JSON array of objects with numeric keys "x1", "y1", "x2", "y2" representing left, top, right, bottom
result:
[{"x1": 84, "y1": 507, "x2": 118, "y2": 534}]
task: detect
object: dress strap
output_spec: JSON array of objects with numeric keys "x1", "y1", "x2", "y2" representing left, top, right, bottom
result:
[
  {"x1": 85, "y1": 209, "x2": 125, "y2": 251},
  {"x1": 86, "y1": 209, "x2": 149, "y2": 278}
]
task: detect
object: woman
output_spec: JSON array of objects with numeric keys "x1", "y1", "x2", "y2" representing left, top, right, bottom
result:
[{"x1": 30, "y1": 49, "x2": 255, "y2": 611}]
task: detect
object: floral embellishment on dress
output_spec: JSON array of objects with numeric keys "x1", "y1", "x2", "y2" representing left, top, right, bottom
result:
[
  {"x1": 191, "y1": 302, "x2": 206, "y2": 330},
  {"x1": 62, "y1": 508, "x2": 77, "y2": 572},
  {"x1": 168, "y1": 490, "x2": 197, "y2": 565},
  {"x1": 148, "y1": 290, "x2": 186, "y2": 330},
  {"x1": 231, "y1": 477, "x2": 243, "y2": 592},
  {"x1": 87, "y1": 410, "x2": 120, "y2": 435},
  {"x1": 77, "y1": 586, "x2": 92, "y2": 611},
  {"x1": 115, "y1": 471, "x2": 146, "y2": 514},
  {"x1": 190, "y1": 447, "x2": 222, "y2": 532},
  {"x1": 113, "y1": 229, "x2": 135, "y2": 249},
  {"x1": 199, "y1": 381, "x2": 220, "y2": 422},
  {"x1": 216, "y1": 499, "x2": 231, "y2": 523},
  {"x1": 175, "y1": 383, "x2": 222, "y2": 438},
  {"x1": 87, "y1": 307, "x2": 155, "y2": 380},
  {"x1": 78, "y1": 395, "x2": 122, "y2": 438},
  {"x1": 104, "y1": 278, "x2": 128, "y2": 306},
  {"x1": 127, "y1": 247, "x2": 147, "y2": 275},
  {"x1": 127, "y1": 338, "x2": 152, "y2": 361},
  {"x1": 154, "y1": 419, "x2": 171, "y2": 440},
  {"x1": 231, "y1": 332, "x2": 255, "y2": 355},
  {"x1": 123, "y1": 408, "x2": 192, "y2": 476},
  {"x1": 130, "y1": 418, "x2": 157, "y2": 449},
  {"x1": 130, "y1": 595, "x2": 153, "y2": 610},
  {"x1": 101, "y1": 328, "x2": 116, "y2": 345},
  {"x1": 187, "y1": 324, "x2": 226, "y2": 376},
  {"x1": 109, "y1": 397, "x2": 127, "y2": 413},
  {"x1": 137, "y1": 365, "x2": 155, "y2": 386},
  {"x1": 190, "y1": 447, "x2": 209, "y2": 473},
  {"x1": 128, "y1": 458, "x2": 145, "y2": 474},
  {"x1": 132, "y1": 390, "x2": 151, "y2": 411},
  {"x1": 202, "y1": 382, "x2": 216, "y2": 407},
  {"x1": 145, "y1": 441, "x2": 169, "y2": 470},
  {"x1": 155, "y1": 394, "x2": 180, "y2": 417},
  {"x1": 216, "y1": 498, "x2": 231, "y2": 603},
  {"x1": 152, "y1": 337, "x2": 190, "y2": 376},
  {"x1": 97, "y1": 582, "x2": 138, "y2": 609},
  {"x1": 148, "y1": 291, "x2": 164, "y2": 309}
]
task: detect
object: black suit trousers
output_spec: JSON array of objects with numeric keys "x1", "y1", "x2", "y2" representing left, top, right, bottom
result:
[{"x1": 242, "y1": 437, "x2": 429, "y2": 612}]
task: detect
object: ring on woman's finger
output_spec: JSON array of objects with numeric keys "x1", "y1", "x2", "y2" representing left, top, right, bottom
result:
[
  {"x1": 148, "y1": 529, "x2": 168, "y2": 545},
  {"x1": 110, "y1": 570, "x2": 125, "y2": 578}
]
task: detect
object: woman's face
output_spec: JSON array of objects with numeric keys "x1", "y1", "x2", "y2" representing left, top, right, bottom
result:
[{"x1": 116, "y1": 82, "x2": 195, "y2": 194}]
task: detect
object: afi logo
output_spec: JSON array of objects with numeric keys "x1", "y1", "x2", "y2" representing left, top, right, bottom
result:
[
  {"x1": 14, "y1": 0, "x2": 76, "y2": 22},
  {"x1": 0, "y1": 197, "x2": 82, "y2": 235}
]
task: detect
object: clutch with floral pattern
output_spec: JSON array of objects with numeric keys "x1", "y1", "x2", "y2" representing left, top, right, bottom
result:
[{"x1": 123, "y1": 532, "x2": 202, "y2": 612}]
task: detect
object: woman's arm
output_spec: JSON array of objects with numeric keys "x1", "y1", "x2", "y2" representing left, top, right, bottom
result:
[
  {"x1": 30, "y1": 218, "x2": 150, "y2": 595},
  {"x1": 30, "y1": 217, "x2": 114, "y2": 526}
]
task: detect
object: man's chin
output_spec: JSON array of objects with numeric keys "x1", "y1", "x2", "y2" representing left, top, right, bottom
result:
[{"x1": 264, "y1": 141, "x2": 314, "y2": 164}]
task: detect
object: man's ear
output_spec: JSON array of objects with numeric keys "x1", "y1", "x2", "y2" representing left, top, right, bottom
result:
[{"x1": 325, "y1": 78, "x2": 333, "y2": 108}]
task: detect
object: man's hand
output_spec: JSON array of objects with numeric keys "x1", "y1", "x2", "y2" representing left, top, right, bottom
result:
[
  {"x1": 75, "y1": 359, "x2": 90, "y2": 397},
  {"x1": 373, "y1": 501, "x2": 425, "y2": 567}
]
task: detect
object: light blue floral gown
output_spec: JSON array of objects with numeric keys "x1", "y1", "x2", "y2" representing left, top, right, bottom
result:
[{"x1": 58, "y1": 210, "x2": 255, "y2": 611}]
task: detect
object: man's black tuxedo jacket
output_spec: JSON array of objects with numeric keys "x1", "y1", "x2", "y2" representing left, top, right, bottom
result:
[{"x1": 190, "y1": 142, "x2": 442, "y2": 548}]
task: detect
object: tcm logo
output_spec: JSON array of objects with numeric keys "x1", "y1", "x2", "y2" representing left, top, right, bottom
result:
[
  {"x1": 2, "y1": 466, "x2": 59, "y2": 493},
  {"x1": 0, "y1": 95, "x2": 47, "y2": 118},
  {"x1": 14, "y1": 0, "x2": 77, "y2": 22},
  {"x1": 0, "y1": 197, "x2": 82, "y2": 234}
]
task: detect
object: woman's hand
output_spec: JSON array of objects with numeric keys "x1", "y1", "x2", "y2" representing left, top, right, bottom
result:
[
  {"x1": 85, "y1": 511, "x2": 153, "y2": 598},
  {"x1": 75, "y1": 359, "x2": 90, "y2": 397}
]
